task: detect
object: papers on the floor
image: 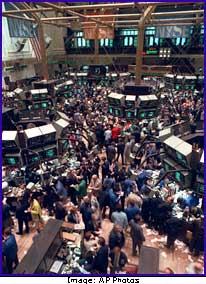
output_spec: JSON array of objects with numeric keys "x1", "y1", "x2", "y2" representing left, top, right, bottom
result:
[{"x1": 49, "y1": 260, "x2": 63, "y2": 274}]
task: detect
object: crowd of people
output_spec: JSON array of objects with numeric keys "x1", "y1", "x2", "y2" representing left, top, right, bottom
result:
[{"x1": 2, "y1": 75, "x2": 204, "y2": 274}]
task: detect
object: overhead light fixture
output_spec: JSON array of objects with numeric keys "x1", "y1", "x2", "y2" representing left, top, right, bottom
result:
[{"x1": 159, "y1": 48, "x2": 171, "y2": 58}]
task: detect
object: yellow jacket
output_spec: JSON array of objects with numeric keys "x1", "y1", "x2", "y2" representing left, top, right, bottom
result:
[{"x1": 31, "y1": 199, "x2": 42, "y2": 218}]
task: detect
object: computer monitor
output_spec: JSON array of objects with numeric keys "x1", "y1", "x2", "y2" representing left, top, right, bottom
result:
[
  {"x1": 40, "y1": 93, "x2": 47, "y2": 100},
  {"x1": 44, "y1": 147, "x2": 57, "y2": 159},
  {"x1": 162, "y1": 158, "x2": 178, "y2": 173},
  {"x1": 147, "y1": 111, "x2": 155, "y2": 118},
  {"x1": 32, "y1": 94, "x2": 40, "y2": 100},
  {"x1": 176, "y1": 151, "x2": 187, "y2": 166},
  {"x1": 2, "y1": 140, "x2": 17, "y2": 149},
  {"x1": 8, "y1": 157, "x2": 17, "y2": 166},
  {"x1": 139, "y1": 112, "x2": 146, "y2": 119},
  {"x1": 33, "y1": 103, "x2": 40, "y2": 110},
  {"x1": 174, "y1": 169, "x2": 191, "y2": 187},
  {"x1": 196, "y1": 182, "x2": 204, "y2": 194},
  {"x1": 175, "y1": 171, "x2": 181, "y2": 182},
  {"x1": 41, "y1": 102, "x2": 48, "y2": 109},
  {"x1": 28, "y1": 136, "x2": 42, "y2": 147},
  {"x1": 125, "y1": 110, "x2": 135, "y2": 119},
  {"x1": 108, "y1": 107, "x2": 113, "y2": 115},
  {"x1": 114, "y1": 109, "x2": 120, "y2": 116},
  {"x1": 63, "y1": 140, "x2": 69, "y2": 150},
  {"x1": 64, "y1": 85, "x2": 69, "y2": 90},
  {"x1": 4, "y1": 156, "x2": 20, "y2": 166},
  {"x1": 31, "y1": 156, "x2": 39, "y2": 163}
]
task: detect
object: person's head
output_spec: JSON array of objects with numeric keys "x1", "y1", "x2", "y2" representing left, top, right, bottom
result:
[
  {"x1": 31, "y1": 192, "x2": 39, "y2": 202},
  {"x1": 115, "y1": 202, "x2": 122, "y2": 212},
  {"x1": 83, "y1": 196, "x2": 90, "y2": 205},
  {"x1": 70, "y1": 206, "x2": 78, "y2": 213},
  {"x1": 3, "y1": 227, "x2": 11, "y2": 238},
  {"x1": 134, "y1": 214, "x2": 141, "y2": 223},
  {"x1": 113, "y1": 224, "x2": 119, "y2": 232},
  {"x1": 167, "y1": 196, "x2": 174, "y2": 204},
  {"x1": 155, "y1": 191, "x2": 160, "y2": 198},
  {"x1": 193, "y1": 262, "x2": 203, "y2": 274},
  {"x1": 92, "y1": 174, "x2": 98, "y2": 181},
  {"x1": 98, "y1": 237, "x2": 106, "y2": 247},
  {"x1": 164, "y1": 267, "x2": 174, "y2": 274},
  {"x1": 177, "y1": 197, "x2": 184, "y2": 205},
  {"x1": 113, "y1": 183, "x2": 121, "y2": 193},
  {"x1": 84, "y1": 231, "x2": 92, "y2": 240}
]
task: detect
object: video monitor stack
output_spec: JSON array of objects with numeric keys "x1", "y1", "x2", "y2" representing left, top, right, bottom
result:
[
  {"x1": 124, "y1": 95, "x2": 137, "y2": 120},
  {"x1": 30, "y1": 88, "x2": 51, "y2": 113},
  {"x1": 24, "y1": 124, "x2": 57, "y2": 165},
  {"x1": 195, "y1": 151, "x2": 204, "y2": 195},
  {"x1": 164, "y1": 74, "x2": 199, "y2": 91},
  {"x1": 52, "y1": 118, "x2": 70, "y2": 138},
  {"x1": 136, "y1": 94, "x2": 158, "y2": 120},
  {"x1": 2, "y1": 131, "x2": 21, "y2": 166},
  {"x1": 108, "y1": 92, "x2": 125, "y2": 118},
  {"x1": 55, "y1": 80, "x2": 74, "y2": 98},
  {"x1": 163, "y1": 135, "x2": 193, "y2": 188}
]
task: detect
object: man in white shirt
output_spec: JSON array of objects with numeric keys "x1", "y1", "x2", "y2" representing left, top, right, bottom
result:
[
  {"x1": 111, "y1": 203, "x2": 128, "y2": 230},
  {"x1": 104, "y1": 126, "x2": 112, "y2": 145}
]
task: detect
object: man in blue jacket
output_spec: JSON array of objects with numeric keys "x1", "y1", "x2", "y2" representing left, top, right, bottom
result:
[
  {"x1": 2, "y1": 228, "x2": 19, "y2": 273},
  {"x1": 92, "y1": 237, "x2": 109, "y2": 274}
]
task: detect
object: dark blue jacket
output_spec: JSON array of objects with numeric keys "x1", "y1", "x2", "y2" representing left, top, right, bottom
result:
[
  {"x1": 3, "y1": 234, "x2": 18, "y2": 261},
  {"x1": 108, "y1": 189, "x2": 120, "y2": 209},
  {"x1": 125, "y1": 205, "x2": 141, "y2": 222},
  {"x1": 93, "y1": 245, "x2": 109, "y2": 273}
]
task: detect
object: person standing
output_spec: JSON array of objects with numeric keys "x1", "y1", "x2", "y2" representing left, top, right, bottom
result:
[
  {"x1": 2, "y1": 228, "x2": 19, "y2": 274},
  {"x1": 124, "y1": 139, "x2": 132, "y2": 165},
  {"x1": 116, "y1": 138, "x2": 125, "y2": 165},
  {"x1": 106, "y1": 142, "x2": 116, "y2": 165},
  {"x1": 109, "y1": 224, "x2": 125, "y2": 251},
  {"x1": 111, "y1": 124, "x2": 120, "y2": 143},
  {"x1": 30, "y1": 193, "x2": 43, "y2": 233},
  {"x1": 104, "y1": 126, "x2": 112, "y2": 146},
  {"x1": 111, "y1": 203, "x2": 128, "y2": 230},
  {"x1": 92, "y1": 237, "x2": 109, "y2": 274},
  {"x1": 130, "y1": 215, "x2": 145, "y2": 256},
  {"x1": 16, "y1": 197, "x2": 30, "y2": 235}
]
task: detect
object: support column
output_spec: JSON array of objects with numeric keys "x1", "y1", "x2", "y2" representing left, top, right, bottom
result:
[
  {"x1": 135, "y1": 24, "x2": 144, "y2": 85},
  {"x1": 135, "y1": 5, "x2": 156, "y2": 85},
  {"x1": 94, "y1": 24, "x2": 99, "y2": 64},
  {"x1": 38, "y1": 21, "x2": 49, "y2": 80}
]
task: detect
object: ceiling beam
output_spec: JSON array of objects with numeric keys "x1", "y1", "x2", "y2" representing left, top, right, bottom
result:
[
  {"x1": 82, "y1": 17, "x2": 203, "y2": 25},
  {"x1": 2, "y1": 1, "x2": 202, "y2": 15},
  {"x1": 3, "y1": 9, "x2": 203, "y2": 18},
  {"x1": 41, "y1": 16, "x2": 78, "y2": 21},
  {"x1": 2, "y1": 14, "x2": 35, "y2": 22},
  {"x1": 115, "y1": 23, "x2": 203, "y2": 28},
  {"x1": 38, "y1": 2, "x2": 113, "y2": 29},
  {"x1": 153, "y1": 9, "x2": 204, "y2": 16}
]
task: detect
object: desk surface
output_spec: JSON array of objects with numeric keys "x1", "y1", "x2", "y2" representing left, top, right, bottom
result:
[{"x1": 14, "y1": 219, "x2": 63, "y2": 274}]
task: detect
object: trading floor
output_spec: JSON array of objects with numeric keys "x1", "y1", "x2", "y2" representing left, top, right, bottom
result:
[{"x1": 2, "y1": 2, "x2": 204, "y2": 275}]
